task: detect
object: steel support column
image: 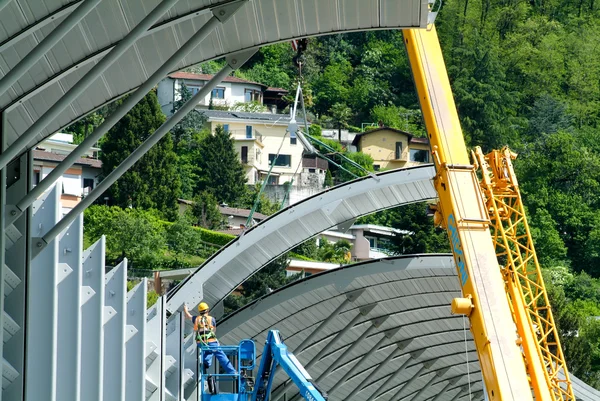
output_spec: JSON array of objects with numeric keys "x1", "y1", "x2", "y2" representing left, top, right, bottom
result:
[
  {"x1": 0, "y1": 0, "x2": 102, "y2": 95},
  {"x1": 6, "y1": 0, "x2": 249, "y2": 225},
  {"x1": 25, "y1": 183, "x2": 60, "y2": 401},
  {"x1": 0, "y1": 0, "x2": 180, "y2": 171},
  {"x1": 0, "y1": 112, "x2": 5, "y2": 401},
  {"x1": 3, "y1": 150, "x2": 29, "y2": 401},
  {"x1": 32, "y1": 51, "x2": 255, "y2": 252}
]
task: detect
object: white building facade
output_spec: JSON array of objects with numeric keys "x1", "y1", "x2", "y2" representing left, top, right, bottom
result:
[
  {"x1": 34, "y1": 133, "x2": 102, "y2": 215},
  {"x1": 158, "y1": 72, "x2": 286, "y2": 116}
]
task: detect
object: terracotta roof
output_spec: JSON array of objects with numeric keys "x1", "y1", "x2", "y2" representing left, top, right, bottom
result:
[
  {"x1": 33, "y1": 150, "x2": 102, "y2": 168},
  {"x1": 168, "y1": 72, "x2": 267, "y2": 88},
  {"x1": 410, "y1": 136, "x2": 429, "y2": 144},
  {"x1": 265, "y1": 87, "x2": 289, "y2": 92}
]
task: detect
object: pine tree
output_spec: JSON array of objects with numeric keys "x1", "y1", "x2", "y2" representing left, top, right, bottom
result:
[
  {"x1": 195, "y1": 125, "x2": 247, "y2": 204},
  {"x1": 100, "y1": 90, "x2": 181, "y2": 218}
]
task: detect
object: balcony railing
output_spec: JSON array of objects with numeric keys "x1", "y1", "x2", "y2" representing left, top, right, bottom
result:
[{"x1": 227, "y1": 129, "x2": 264, "y2": 144}]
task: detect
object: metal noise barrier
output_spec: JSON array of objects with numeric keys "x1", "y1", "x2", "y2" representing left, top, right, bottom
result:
[{"x1": 1, "y1": 182, "x2": 200, "y2": 401}]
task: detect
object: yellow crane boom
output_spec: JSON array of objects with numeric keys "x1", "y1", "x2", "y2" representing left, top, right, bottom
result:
[{"x1": 403, "y1": 26, "x2": 575, "y2": 400}]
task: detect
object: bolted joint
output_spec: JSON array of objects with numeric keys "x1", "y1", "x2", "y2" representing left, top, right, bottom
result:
[
  {"x1": 451, "y1": 295, "x2": 474, "y2": 316},
  {"x1": 212, "y1": 0, "x2": 248, "y2": 23}
]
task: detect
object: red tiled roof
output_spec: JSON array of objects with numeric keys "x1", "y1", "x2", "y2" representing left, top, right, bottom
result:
[
  {"x1": 410, "y1": 137, "x2": 429, "y2": 144},
  {"x1": 33, "y1": 150, "x2": 102, "y2": 168},
  {"x1": 265, "y1": 87, "x2": 289, "y2": 93},
  {"x1": 168, "y1": 72, "x2": 267, "y2": 88}
]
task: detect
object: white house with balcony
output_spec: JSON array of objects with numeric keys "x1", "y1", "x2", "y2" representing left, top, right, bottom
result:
[
  {"x1": 157, "y1": 72, "x2": 288, "y2": 116},
  {"x1": 202, "y1": 110, "x2": 309, "y2": 185},
  {"x1": 33, "y1": 133, "x2": 102, "y2": 216}
]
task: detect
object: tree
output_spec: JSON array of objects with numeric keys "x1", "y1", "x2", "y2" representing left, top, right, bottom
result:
[
  {"x1": 171, "y1": 82, "x2": 208, "y2": 150},
  {"x1": 83, "y1": 205, "x2": 166, "y2": 268},
  {"x1": 328, "y1": 102, "x2": 352, "y2": 142},
  {"x1": 100, "y1": 90, "x2": 181, "y2": 218},
  {"x1": 317, "y1": 238, "x2": 352, "y2": 264},
  {"x1": 195, "y1": 125, "x2": 247, "y2": 204},
  {"x1": 63, "y1": 112, "x2": 105, "y2": 145},
  {"x1": 191, "y1": 191, "x2": 223, "y2": 230}
]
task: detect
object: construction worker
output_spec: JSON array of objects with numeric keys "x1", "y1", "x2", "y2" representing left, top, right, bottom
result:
[{"x1": 183, "y1": 302, "x2": 237, "y2": 375}]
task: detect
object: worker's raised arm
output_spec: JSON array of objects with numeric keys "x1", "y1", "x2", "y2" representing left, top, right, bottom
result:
[{"x1": 183, "y1": 304, "x2": 193, "y2": 321}]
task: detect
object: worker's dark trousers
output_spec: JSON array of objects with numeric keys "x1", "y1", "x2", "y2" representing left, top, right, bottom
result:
[{"x1": 201, "y1": 341, "x2": 237, "y2": 375}]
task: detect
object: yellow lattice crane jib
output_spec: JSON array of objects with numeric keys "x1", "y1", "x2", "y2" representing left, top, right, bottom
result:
[
  {"x1": 403, "y1": 26, "x2": 574, "y2": 400},
  {"x1": 474, "y1": 147, "x2": 575, "y2": 400}
]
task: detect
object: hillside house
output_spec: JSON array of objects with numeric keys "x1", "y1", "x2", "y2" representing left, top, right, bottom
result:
[
  {"x1": 351, "y1": 127, "x2": 431, "y2": 170},
  {"x1": 157, "y1": 72, "x2": 288, "y2": 115}
]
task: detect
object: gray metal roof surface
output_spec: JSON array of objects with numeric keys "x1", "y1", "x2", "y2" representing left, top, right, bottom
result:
[
  {"x1": 217, "y1": 255, "x2": 600, "y2": 401},
  {"x1": 165, "y1": 164, "x2": 437, "y2": 315},
  {"x1": 202, "y1": 109, "x2": 302, "y2": 124},
  {"x1": 0, "y1": 0, "x2": 429, "y2": 155}
]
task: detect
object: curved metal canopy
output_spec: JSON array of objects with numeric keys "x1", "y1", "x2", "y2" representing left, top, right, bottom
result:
[
  {"x1": 218, "y1": 255, "x2": 600, "y2": 401},
  {"x1": 166, "y1": 164, "x2": 437, "y2": 314},
  {"x1": 0, "y1": 0, "x2": 430, "y2": 154}
]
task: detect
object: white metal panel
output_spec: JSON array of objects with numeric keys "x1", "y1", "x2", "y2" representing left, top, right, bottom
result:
[
  {"x1": 56, "y1": 213, "x2": 83, "y2": 401},
  {"x1": 103, "y1": 260, "x2": 127, "y2": 401},
  {"x1": 25, "y1": 183, "x2": 60, "y2": 401},
  {"x1": 80, "y1": 237, "x2": 106, "y2": 401},
  {"x1": 0, "y1": 0, "x2": 429, "y2": 152},
  {"x1": 126, "y1": 280, "x2": 147, "y2": 401}
]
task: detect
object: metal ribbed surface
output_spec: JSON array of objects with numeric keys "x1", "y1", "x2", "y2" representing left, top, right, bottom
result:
[
  {"x1": 218, "y1": 255, "x2": 600, "y2": 401},
  {"x1": 0, "y1": 0, "x2": 428, "y2": 154},
  {"x1": 166, "y1": 165, "x2": 438, "y2": 315}
]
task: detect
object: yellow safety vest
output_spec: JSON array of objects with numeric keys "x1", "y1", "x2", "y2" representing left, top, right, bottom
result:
[{"x1": 194, "y1": 315, "x2": 217, "y2": 343}]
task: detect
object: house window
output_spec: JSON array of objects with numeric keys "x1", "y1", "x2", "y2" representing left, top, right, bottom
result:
[
  {"x1": 246, "y1": 125, "x2": 253, "y2": 138},
  {"x1": 395, "y1": 142, "x2": 403, "y2": 159},
  {"x1": 244, "y1": 89, "x2": 261, "y2": 102},
  {"x1": 373, "y1": 164, "x2": 380, "y2": 171},
  {"x1": 241, "y1": 146, "x2": 248, "y2": 164},
  {"x1": 267, "y1": 175, "x2": 279, "y2": 185},
  {"x1": 223, "y1": 124, "x2": 229, "y2": 132},
  {"x1": 83, "y1": 178, "x2": 94, "y2": 190},
  {"x1": 187, "y1": 84, "x2": 202, "y2": 96},
  {"x1": 309, "y1": 168, "x2": 316, "y2": 173},
  {"x1": 410, "y1": 149, "x2": 429, "y2": 163},
  {"x1": 211, "y1": 87, "x2": 225, "y2": 99},
  {"x1": 33, "y1": 171, "x2": 41, "y2": 186},
  {"x1": 269, "y1": 154, "x2": 291, "y2": 167},
  {"x1": 366, "y1": 236, "x2": 377, "y2": 248}
]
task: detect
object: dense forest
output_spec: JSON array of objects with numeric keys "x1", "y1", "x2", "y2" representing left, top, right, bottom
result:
[{"x1": 70, "y1": 0, "x2": 600, "y2": 387}]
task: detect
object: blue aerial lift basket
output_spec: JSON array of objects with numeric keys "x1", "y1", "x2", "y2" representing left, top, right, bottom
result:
[{"x1": 198, "y1": 330, "x2": 327, "y2": 401}]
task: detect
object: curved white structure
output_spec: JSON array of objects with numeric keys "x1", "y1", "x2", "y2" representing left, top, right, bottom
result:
[
  {"x1": 219, "y1": 255, "x2": 600, "y2": 401},
  {"x1": 0, "y1": 0, "x2": 431, "y2": 151},
  {"x1": 166, "y1": 165, "x2": 437, "y2": 315}
]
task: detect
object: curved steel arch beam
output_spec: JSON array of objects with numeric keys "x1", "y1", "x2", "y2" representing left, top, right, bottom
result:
[
  {"x1": 2, "y1": 0, "x2": 239, "y2": 113},
  {"x1": 166, "y1": 165, "x2": 437, "y2": 314}
]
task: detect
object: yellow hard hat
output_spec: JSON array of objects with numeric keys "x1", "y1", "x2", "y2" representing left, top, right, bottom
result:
[{"x1": 198, "y1": 302, "x2": 209, "y2": 312}]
